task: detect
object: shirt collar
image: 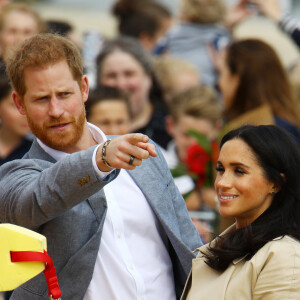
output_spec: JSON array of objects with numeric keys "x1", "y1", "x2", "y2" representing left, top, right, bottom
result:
[{"x1": 37, "y1": 122, "x2": 107, "y2": 161}]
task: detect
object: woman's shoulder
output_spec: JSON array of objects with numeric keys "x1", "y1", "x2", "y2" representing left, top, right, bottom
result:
[
  {"x1": 253, "y1": 235, "x2": 300, "y2": 267},
  {"x1": 265, "y1": 235, "x2": 300, "y2": 250}
]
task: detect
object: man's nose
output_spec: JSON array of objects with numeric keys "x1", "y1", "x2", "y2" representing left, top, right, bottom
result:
[{"x1": 48, "y1": 97, "x2": 64, "y2": 119}]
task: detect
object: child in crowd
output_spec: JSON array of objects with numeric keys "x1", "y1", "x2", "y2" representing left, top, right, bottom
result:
[
  {"x1": 86, "y1": 85, "x2": 131, "y2": 135},
  {"x1": 112, "y1": 0, "x2": 172, "y2": 52},
  {"x1": 162, "y1": 85, "x2": 222, "y2": 240},
  {"x1": 157, "y1": 0, "x2": 230, "y2": 86},
  {"x1": 153, "y1": 56, "x2": 201, "y2": 104},
  {"x1": 0, "y1": 67, "x2": 32, "y2": 166}
]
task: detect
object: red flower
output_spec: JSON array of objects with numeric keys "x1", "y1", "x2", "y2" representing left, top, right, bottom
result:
[
  {"x1": 185, "y1": 144, "x2": 210, "y2": 175},
  {"x1": 170, "y1": 130, "x2": 219, "y2": 191}
]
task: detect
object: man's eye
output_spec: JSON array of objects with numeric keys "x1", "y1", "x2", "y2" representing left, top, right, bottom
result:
[{"x1": 38, "y1": 97, "x2": 47, "y2": 101}]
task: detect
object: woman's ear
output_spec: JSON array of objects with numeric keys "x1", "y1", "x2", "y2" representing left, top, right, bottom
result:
[
  {"x1": 271, "y1": 173, "x2": 285, "y2": 194},
  {"x1": 271, "y1": 185, "x2": 281, "y2": 195}
]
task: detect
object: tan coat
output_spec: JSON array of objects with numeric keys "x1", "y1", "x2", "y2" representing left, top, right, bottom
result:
[
  {"x1": 181, "y1": 225, "x2": 300, "y2": 299},
  {"x1": 222, "y1": 104, "x2": 275, "y2": 136}
]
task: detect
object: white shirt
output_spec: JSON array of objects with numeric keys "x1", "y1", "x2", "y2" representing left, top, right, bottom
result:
[
  {"x1": 38, "y1": 122, "x2": 176, "y2": 300},
  {"x1": 160, "y1": 141, "x2": 195, "y2": 195}
]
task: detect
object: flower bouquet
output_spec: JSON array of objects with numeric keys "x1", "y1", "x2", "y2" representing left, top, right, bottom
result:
[{"x1": 171, "y1": 130, "x2": 219, "y2": 196}]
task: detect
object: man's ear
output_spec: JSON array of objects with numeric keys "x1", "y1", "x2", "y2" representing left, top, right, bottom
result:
[
  {"x1": 81, "y1": 75, "x2": 89, "y2": 103},
  {"x1": 12, "y1": 92, "x2": 26, "y2": 115}
]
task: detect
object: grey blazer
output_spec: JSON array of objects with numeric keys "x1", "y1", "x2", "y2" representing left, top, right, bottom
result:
[{"x1": 0, "y1": 140, "x2": 202, "y2": 299}]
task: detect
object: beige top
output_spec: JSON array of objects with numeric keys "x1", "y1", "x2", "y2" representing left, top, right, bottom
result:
[
  {"x1": 181, "y1": 225, "x2": 300, "y2": 299},
  {"x1": 222, "y1": 104, "x2": 275, "y2": 137}
]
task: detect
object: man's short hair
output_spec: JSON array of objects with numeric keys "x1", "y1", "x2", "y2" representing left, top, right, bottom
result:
[{"x1": 6, "y1": 33, "x2": 83, "y2": 98}]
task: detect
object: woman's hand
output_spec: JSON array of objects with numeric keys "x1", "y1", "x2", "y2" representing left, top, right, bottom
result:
[
  {"x1": 248, "y1": 0, "x2": 282, "y2": 22},
  {"x1": 225, "y1": 0, "x2": 253, "y2": 29}
]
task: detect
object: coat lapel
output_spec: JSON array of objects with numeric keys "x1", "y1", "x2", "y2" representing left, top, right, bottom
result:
[
  {"x1": 25, "y1": 140, "x2": 57, "y2": 163},
  {"x1": 127, "y1": 162, "x2": 181, "y2": 238},
  {"x1": 87, "y1": 189, "x2": 107, "y2": 224}
]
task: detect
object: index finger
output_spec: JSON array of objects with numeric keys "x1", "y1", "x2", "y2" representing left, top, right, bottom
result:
[
  {"x1": 137, "y1": 142, "x2": 157, "y2": 157},
  {"x1": 126, "y1": 133, "x2": 150, "y2": 145}
]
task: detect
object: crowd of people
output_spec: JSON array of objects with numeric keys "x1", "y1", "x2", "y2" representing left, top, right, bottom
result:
[{"x1": 0, "y1": 0, "x2": 300, "y2": 299}]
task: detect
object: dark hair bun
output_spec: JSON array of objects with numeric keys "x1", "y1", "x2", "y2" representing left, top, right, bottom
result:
[{"x1": 112, "y1": 0, "x2": 140, "y2": 20}]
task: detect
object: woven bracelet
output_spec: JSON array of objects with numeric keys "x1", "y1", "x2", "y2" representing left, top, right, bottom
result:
[{"x1": 102, "y1": 139, "x2": 113, "y2": 168}]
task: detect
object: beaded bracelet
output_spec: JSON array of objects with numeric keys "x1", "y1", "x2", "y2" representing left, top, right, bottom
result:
[{"x1": 101, "y1": 139, "x2": 113, "y2": 168}]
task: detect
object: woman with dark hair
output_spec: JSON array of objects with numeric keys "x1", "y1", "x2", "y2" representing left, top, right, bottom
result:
[
  {"x1": 181, "y1": 124, "x2": 300, "y2": 299},
  {"x1": 218, "y1": 38, "x2": 300, "y2": 145},
  {"x1": 112, "y1": 0, "x2": 172, "y2": 52},
  {"x1": 0, "y1": 67, "x2": 32, "y2": 165},
  {"x1": 96, "y1": 36, "x2": 172, "y2": 148}
]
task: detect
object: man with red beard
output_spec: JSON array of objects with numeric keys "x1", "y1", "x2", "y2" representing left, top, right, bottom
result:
[{"x1": 0, "y1": 34, "x2": 201, "y2": 300}]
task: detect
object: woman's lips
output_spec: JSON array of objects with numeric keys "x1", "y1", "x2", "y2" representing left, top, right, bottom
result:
[{"x1": 218, "y1": 194, "x2": 238, "y2": 203}]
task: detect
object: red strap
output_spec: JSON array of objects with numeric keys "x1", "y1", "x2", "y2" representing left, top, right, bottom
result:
[{"x1": 11, "y1": 250, "x2": 62, "y2": 299}]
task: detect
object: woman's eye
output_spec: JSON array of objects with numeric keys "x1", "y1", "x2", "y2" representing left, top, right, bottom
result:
[
  {"x1": 235, "y1": 168, "x2": 246, "y2": 175},
  {"x1": 216, "y1": 166, "x2": 224, "y2": 173}
]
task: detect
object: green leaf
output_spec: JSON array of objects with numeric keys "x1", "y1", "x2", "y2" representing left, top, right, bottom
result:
[
  {"x1": 187, "y1": 130, "x2": 212, "y2": 153},
  {"x1": 170, "y1": 163, "x2": 188, "y2": 177}
]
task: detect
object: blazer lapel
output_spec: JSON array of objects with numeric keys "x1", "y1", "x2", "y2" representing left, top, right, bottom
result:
[
  {"x1": 25, "y1": 140, "x2": 57, "y2": 163},
  {"x1": 87, "y1": 189, "x2": 107, "y2": 224},
  {"x1": 127, "y1": 164, "x2": 181, "y2": 238}
]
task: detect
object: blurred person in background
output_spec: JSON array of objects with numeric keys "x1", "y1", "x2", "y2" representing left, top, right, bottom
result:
[
  {"x1": 86, "y1": 85, "x2": 131, "y2": 135},
  {"x1": 288, "y1": 60, "x2": 300, "y2": 111},
  {"x1": 239, "y1": 0, "x2": 300, "y2": 49},
  {"x1": 0, "y1": 53, "x2": 32, "y2": 300},
  {"x1": 0, "y1": 0, "x2": 9, "y2": 11},
  {"x1": 153, "y1": 56, "x2": 201, "y2": 104},
  {"x1": 157, "y1": 0, "x2": 230, "y2": 87},
  {"x1": 163, "y1": 85, "x2": 223, "y2": 241},
  {"x1": 97, "y1": 36, "x2": 172, "y2": 149},
  {"x1": 112, "y1": 0, "x2": 172, "y2": 53},
  {"x1": 46, "y1": 19, "x2": 81, "y2": 49},
  {"x1": 0, "y1": 3, "x2": 45, "y2": 64},
  {"x1": 217, "y1": 38, "x2": 300, "y2": 146},
  {"x1": 0, "y1": 67, "x2": 31, "y2": 166}
]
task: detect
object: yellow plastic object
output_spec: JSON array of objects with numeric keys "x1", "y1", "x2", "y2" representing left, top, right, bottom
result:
[{"x1": 0, "y1": 223, "x2": 47, "y2": 291}]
